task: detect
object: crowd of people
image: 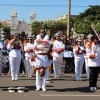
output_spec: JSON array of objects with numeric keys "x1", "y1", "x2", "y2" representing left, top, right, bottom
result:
[{"x1": 0, "y1": 29, "x2": 100, "y2": 92}]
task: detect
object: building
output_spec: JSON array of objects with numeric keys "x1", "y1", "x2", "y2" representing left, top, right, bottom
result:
[
  {"x1": 1, "y1": 8, "x2": 36, "y2": 37},
  {"x1": 10, "y1": 8, "x2": 36, "y2": 37},
  {"x1": 56, "y1": 15, "x2": 77, "y2": 21}
]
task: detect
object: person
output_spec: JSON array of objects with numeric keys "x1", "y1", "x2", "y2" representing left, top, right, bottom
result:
[
  {"x1": 24, "y1": 36, "x2": 35, "y2": 77},
  {"x1": 86, "y1": 35, "x2": 100, "y2": 91},
  {"x1": 84, "y1": 39, "x2": 90, "y2": 78},
  {"x1": 30, "y1": 29, "x2": 52, "y2": 91},
  {"x1": 73, "y1": 38, "x2": 85, "y2": 81},
  {"x1": 2, "y1": 37, "x2": 9, "y2": 75},
  {"x1": 7, "y1": 33, "x2": 23, "y2": 81},
  {"x1": 0, "y1": 35, "x2": 3, "y2": 76},
  {"x1": 52, "y1": 32, "x2": 65, "y2": 78}
]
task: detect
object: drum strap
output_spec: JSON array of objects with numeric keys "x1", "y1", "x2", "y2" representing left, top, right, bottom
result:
[{"x1": 36, "y1": 53, "x2": 48, "y2": 55}]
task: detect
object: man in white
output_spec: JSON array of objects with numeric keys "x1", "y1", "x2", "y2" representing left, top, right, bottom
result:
[
  {"x1": 52, "y1": 32, "x2": 65, "y2": 78},
  {"x1": 7, "y1": 33, "x2": 23, "y2": 80},
  {"x1": 24, "y1": 36, "x2": 34, "y2": 77},
  {"x1": 30, "y1": 29, "x2": 52, "y2": 91},
  {"x1": 86, "y1": 35, "x2": 100, "y2": 91}
]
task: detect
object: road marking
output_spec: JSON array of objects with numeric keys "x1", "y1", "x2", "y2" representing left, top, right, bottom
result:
[{"x1": 40, "y1": 94, "x2": 100, "y2": 97}]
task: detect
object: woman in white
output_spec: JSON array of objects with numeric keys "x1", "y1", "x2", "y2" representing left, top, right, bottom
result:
[
  {"x1": 24, "y1": 37, "x2": 34, "y2": 77},
  {"x1": 73, "y1": 38, "x2": 85, "y2": 81},
  {"x1": 52, "y1": 32, "x2": 65, "y2": 78},
  {"x1": 7, "y1": 33, "x2": 23, "y2": 81}
]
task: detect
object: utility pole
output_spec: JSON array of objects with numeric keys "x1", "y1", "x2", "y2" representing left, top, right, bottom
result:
[{"x1": 67, "y1": 0, "x2": 71, "y2": 39}]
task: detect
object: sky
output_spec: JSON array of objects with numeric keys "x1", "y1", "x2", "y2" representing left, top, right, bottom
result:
[{"x1": 0, "y1": 0, "x2": 100, "y2": 23}]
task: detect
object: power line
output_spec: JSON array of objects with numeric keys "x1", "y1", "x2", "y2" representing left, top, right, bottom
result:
[{"x1": 0, "y1": 4, "x2": 89, "y2": 8}]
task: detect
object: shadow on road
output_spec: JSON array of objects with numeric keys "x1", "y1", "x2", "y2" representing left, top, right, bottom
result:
[{"x1": 48, "y1": 87, "x2": 96, "y2": 93}]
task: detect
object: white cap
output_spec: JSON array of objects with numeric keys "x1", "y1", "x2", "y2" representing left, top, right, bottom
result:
[
  {"x1": 77, "y1": 38, "x2": 83, "y2": 42},
  {"x1": 55, "y1": 32, "x2": 60, "y2": 36}
]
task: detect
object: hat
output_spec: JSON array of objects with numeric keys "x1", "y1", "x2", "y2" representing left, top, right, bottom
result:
[
  {"x1": 77, "y1": 38, "x2": 83, "y2": 42},
  {"x1": 12, "y1": 32, "x2": 19, "y2": 35},
  {"x1": 87, "y1": 34, "x2": 94, "y2": 39},
  {"x1": 8, "y1": 87, "x2": 16, "y2": 93},
  {"x1": 28, "y1": 36, "x2": 33, "y2": 39},
  {"x1": 17, "y1": 87, "x2": 29, "y2": 93},
  {"x1": 55, "y1": 32, "x2": 60, "y2": 36},
  {"x1": 32, "y1": 35, "x2": 35, "y2": 37}
]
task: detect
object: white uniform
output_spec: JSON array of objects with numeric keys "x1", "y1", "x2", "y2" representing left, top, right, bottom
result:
[
  {"x1": 30, "y1": 34, "x2": 52, "y2": 91},
  {"x1": 52, "y1": 40, "x2": 65, "y2": 77},
  {"x1": 73, "y1": 45, "x2": 85, "y2": 81},
  {"x1": 87, "y1": 42, "x2": 100, "y2": 88},
  {"x1": 84, "y1": 42, "x2": 90, "y2": 78},
  {"x1": 7, "y1": 39, "x2": 23, "y2": 80},
  {"x1": 24, "y1": 42, "x2": 34, "y2": 77},
  {"x1": 0, "y1": 41, "x2": 3, "y2": 75},
  {"x1": 87, "y1": 43, "x2": 100, "y2": 67}
]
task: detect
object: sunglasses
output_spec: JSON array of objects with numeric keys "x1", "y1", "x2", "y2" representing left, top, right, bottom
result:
[{"x1": 40, "y1": 31, "x2": 44, "y2": 33}]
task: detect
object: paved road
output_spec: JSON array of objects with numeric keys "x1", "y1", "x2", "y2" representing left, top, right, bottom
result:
[{"x1": 0, "y1": 74, "x2": 100, "y2": 100}]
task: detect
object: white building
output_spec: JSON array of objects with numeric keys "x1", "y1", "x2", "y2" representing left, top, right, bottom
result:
[{"x1": 11, "y1": 8, "x2": 36, "y2": 37}]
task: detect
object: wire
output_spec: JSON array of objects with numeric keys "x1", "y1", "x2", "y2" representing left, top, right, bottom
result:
[{"x1": 0, "y1": 4, "x2": 89, "y2": 8}]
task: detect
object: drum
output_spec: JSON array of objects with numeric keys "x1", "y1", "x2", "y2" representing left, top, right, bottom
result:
[
  {"x1": 63, "y1": 50, "x2": 73, "y2": 58},
  {"x1": 37, "y1": 43, "x2": 50, "y2": 53},
  {"x1": 10, "y1": 40, "x2": 20, "y2": 49}
]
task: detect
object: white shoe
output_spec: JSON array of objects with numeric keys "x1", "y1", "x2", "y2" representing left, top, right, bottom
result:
[
  {"x1": 28, "y1": 76, "x2": 32, "y2": 78},
  {"x1": 90, "y1": 87, "x2": 94, "y2": 91},
  {"x1": 42, "y1": 89, "x2": 46, "y2": 92},
  {"x1": 15, "y1": 79, "x2": 18, "y2": 81},
  {"x1": 36, "y1": 88, "x2": 40, "y2": 91},
  {"x1": 93, "y1": 87, "x2": 97, "y2": 90},
  {"x1": 11, "y1": 78, "x2": 15, "y2": 81},
  {"x1": 46, "y1": 80, "x2": 50, "y2": 83}
]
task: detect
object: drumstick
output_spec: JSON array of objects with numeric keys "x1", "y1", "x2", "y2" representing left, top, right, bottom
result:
[{"x1": 91, "y1": 25, "x2": 100, "y2": 41}]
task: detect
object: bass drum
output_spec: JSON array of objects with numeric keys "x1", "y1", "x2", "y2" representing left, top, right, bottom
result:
[
  {"x1": 10, "y1": 40, "x2": 21, "y2": 49},
  {"x1": 37, "y1": 43, "x2": 50, "y2": 53}
]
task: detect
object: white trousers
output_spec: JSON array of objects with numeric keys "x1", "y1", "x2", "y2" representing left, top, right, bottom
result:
[
  {"x1": 25, "y1": 57, "x2": 33, "y2": 77},
  {"x1": 53, "y1": 57, "x2": 63, "y2": 77},
  {"x1": 9, "y1": 57, "x2": 21, "y2": 80},
  {"x1": 36, "y1": 69, "x2": 47, "y2": 89},
  {"x1": 74, "y1": 57, "x2": 84, "y2": 80}
]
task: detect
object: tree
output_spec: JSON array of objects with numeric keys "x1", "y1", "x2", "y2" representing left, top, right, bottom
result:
[
  {"x1": 0, "y1": 24, "x2": 10, "y2": 39},
  {"x1": 31, "y1": 20, "x2": 67, "y2": 36},
  {"x1": 31, "y1": 21, "x2": 41, "y2": 35},
  {"x1": 74, "y1": 5, "x2": 100, "y2": 34}
]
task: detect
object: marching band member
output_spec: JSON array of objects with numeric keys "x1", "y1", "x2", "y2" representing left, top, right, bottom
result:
[
  {"x1": 52, "y1": 32, "x2": 65, "y2": 78},
  {"x1": 24, "y1": 37, "x2": 35, "y2": 77},
  {"x1": 7, "y1": 33, "x2": 23, "y2": 81},
  {"x1": 30, "y1": 29, "x2": 52, "y2": 91},
  {"x1": 0, "y1": 35, "x2": 3, "y2": 76},
  {"x1": 73, "y1": 38, "x2": 85, "y2": 81},
  {"x1": 86, "y1": 35, "x2": 100, "y2": 91},
  {"x1": 84, "y1": 39, "x2": 90, "y2": 78}
]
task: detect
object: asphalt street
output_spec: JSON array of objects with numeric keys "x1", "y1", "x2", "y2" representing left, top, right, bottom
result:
[{"x1": 0, "y1": 74, "x2": 100, "y2": 100}]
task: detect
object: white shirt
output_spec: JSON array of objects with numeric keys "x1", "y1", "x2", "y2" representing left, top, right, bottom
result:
[
  {"x1": 24, "y1": 43, "x2": 34, "y2": 57},
  {"x1": 52, "y1": 40, "x2": 65, "y2": 57},
  {"x1": 87, "y1": 43, "x2": 100, "y2": 67}
]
